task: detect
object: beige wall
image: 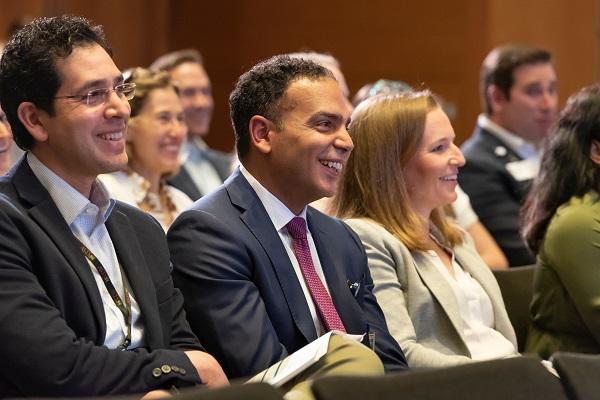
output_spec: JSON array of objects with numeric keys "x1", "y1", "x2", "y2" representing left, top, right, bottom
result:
[{"x1": 1, "y1": 0, "x2": 598, "y2": 151}]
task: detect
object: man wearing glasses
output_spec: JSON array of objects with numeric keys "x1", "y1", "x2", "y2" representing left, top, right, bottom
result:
[{"x1": 0, "y1": 15, "x2": 227, "y2": 397}]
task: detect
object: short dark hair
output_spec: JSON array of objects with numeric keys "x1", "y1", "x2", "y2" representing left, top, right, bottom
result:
[
  {"x1": 149, "y1": 49, "x2": 203, "y2": 73},
  {"x1": 229, "y1": 55, "x2": 333, "y2": 159},
  {"x1": 522, "y1": 84, "x2": 600, "y2": 254},
  {"x1": 480, "y1": 44, "x2": 552, "y2": 115},
  {"x1": 0, "y1": 15, "x2": 111, "y2": 150}
]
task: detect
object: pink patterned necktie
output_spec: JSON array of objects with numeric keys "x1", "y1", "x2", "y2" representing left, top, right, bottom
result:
[{"x1": 286, "y1": 217, "x2": 346, "y2": 333}]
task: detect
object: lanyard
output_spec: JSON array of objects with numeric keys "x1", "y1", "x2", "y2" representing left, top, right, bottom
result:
[{"x1": 78, "y1": 241, "x2": 132, "y2": 350}]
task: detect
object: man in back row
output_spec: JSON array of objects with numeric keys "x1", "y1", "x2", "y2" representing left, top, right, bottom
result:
[
  {"x1": 168, "y1": 55, "x2": 408, "y2": 384},
  {"x1": 459, "y1": 44, "x2": 558, "y2": 267},
  {"x1": 0, "y1": 15, "x2": 227, "y2": 397},
  {"x1": 150, "y1": 49, "x2": 233, "y2": 201}
]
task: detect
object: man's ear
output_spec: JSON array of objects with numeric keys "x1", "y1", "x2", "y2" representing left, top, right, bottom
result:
[
  {"x1": 590, "y1": 140, "x2": 600, "y2": 165},
  {"x1": 17, "y1": 102, "x2": 49, "y2": 142},
  {"x1": 487, "y1": 84, "x2": 508, "y2": 113},
  {"x1": 249, "y1": 115, "x2": 275, "y2": 154}
]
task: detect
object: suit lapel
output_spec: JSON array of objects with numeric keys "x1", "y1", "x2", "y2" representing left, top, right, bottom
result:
[
  {"x1": 308, "y1": 212, "x2": 362, "y2": 330},
  {"x1": 106, "y1": 208, "x2": 163, "y2": 348},
  {"x1": 412, "y1": 251, "x2": 470, "y2": 348},
  {"x1": 228, "y1": 171, "x2": 318, "y2": 343},
  {"x1": 13, "y1": 160, "x2": 106, "y2": 339}
]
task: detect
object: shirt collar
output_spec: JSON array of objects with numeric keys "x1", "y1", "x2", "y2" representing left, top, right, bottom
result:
[
  {"x1": 191, "y1": 137, "x2": 209, "y2": 150},
  {"x1": 239, "y1": 164, "x2": 307, "y2": 231},
  {"x1": 27, "y1": 152, "x2": 116, "y2": 226},
  {"x1": 478, "y1": 114, "x2": 539, "y2": 160}
]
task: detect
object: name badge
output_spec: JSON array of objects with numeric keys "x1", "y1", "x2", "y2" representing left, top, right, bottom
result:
[{"x1": 505, "y1": 159, "x2": 539, "y2": 181}]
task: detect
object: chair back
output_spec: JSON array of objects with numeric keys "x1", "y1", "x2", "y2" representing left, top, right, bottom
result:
[
  {"x1": 493, "y1": 264, "x2": 536, "y2": 352},
  {"x1": 552, "y1": 352, "x2": 600, "y2": 400},
  {"x1": 312, "y1": 356, "x2": 567, "y2": 400}
]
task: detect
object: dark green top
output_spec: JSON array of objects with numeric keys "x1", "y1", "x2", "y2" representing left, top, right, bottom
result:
[{"x1": 527, "y1": 191, "x2": 600, "y2": 359}]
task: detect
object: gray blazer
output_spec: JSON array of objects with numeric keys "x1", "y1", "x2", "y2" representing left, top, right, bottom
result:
[{"x1": 345, "y1": 218, "x2": 517, "y2": 370}]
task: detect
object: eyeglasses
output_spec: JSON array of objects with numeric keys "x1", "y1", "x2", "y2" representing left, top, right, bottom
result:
[{"x1": 55, "y1": 83, "x2": 136, "y2": 106}]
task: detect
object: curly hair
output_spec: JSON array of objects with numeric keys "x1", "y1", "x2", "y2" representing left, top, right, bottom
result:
[{"x1": 0, "y1": 15, "x2": 111, "y2": 150}]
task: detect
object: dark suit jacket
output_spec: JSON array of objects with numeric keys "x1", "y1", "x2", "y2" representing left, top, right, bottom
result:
[
  {"x1": 0, "y1": 159, "x2": 203, "y2": 398},
  {"x1": 168, "y1": 146, "x2": 233, "y2": 201},
  {"x1": 459, "y1": 125, "x2": 536, "y2": 267},
  {"x1": 167, "y1": 169, "x2": 408, "y2": 379}
]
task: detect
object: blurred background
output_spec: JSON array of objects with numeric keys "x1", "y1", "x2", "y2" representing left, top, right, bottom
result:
[{"x1": 1, "y1": 0, "x2": 598, "y2": 151}]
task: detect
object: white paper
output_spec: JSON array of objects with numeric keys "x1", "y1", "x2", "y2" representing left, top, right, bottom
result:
[{"x1": 247, "y1": 331, "x2": 364, "y2": 387}]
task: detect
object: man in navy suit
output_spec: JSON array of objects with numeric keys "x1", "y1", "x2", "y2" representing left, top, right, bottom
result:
[
  {"x1": 459, "y1": 44, "x2": 558, "y2": 267},
  {"x1": 168, "y1": 55, "x2": 408, "y2": 383},
  {"x1": 0, "y1": 16, "x2": 227, "y2": 397}
]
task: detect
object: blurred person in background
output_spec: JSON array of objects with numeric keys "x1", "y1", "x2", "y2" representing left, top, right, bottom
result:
[
  {"x1": 100, "y1": 68, "x2": 191, "y2": 231},
  {"x1": 459, "y1": 44, "x2": 558, "y2": 267},
  {"x1": 150, "y1": 49, "x2": 233, "y2": 200},
  {"x1": 0, "y1": 105, "x2": 12, "y2": 174}
]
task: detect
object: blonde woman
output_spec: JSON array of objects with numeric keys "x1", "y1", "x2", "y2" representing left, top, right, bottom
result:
[
  {"x1": 331, "y1": 91, "x2": 517, "y2": 369},
  {"x1": 100, "y1": 68, "x2": 191, "y2": 230}
]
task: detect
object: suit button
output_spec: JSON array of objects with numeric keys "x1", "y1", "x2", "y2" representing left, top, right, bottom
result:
[
  {"x1": 161, "y1": 365, "x2": 172, "y2": 374},
  {"x1": 152, "y1": 368, "x2": 162, "y2": 378},
  {"x1": 180, "y1": 368, "x2": 186, "y2": 375},
  {"x1": 171, "y1": 365, "x2": 180, "y2": 373}
]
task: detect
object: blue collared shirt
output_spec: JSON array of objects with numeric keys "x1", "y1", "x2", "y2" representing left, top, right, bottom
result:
[{"x1": 27, "y1": 153, "x2": 145, "y2": 349}]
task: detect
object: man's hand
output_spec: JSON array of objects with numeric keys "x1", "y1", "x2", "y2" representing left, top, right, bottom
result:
[
  {"x1": 141, "y1": 389, "x2": 171, "y2": 399},
  {"x1": 184, "y1": 350, "x2": 229, "y2": 388}
]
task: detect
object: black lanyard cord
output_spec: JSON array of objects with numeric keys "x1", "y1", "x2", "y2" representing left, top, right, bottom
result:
[{"x1": 79, "y1": 241, "x2": 132, "y2": 350}]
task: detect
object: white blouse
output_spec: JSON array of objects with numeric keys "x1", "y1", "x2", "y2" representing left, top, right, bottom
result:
[
  {"x1": 99, "y1": 170, "x2": 192, "y2": 231},
  {"x1": 425, "y1": 245, "x2": 516, "y2": 360}
]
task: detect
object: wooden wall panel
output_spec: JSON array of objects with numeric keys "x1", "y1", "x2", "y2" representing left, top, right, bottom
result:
[
  {"x1": 487, "y1": 0, "x2": 599, "y2": 107},
  {"x1": 0, "y1": 0, "x2": 171, "y2": 72},
  {"x1": 1, "y1": 0, "x2": 598, "y2": 151},
  {"x1": 168, "y1": 0, "x2": 493, "y2": 150}
]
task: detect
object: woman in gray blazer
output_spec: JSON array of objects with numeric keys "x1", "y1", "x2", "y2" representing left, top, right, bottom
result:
[{"x1": 331, "y1": 91, "x2": 517, "y2": 369}]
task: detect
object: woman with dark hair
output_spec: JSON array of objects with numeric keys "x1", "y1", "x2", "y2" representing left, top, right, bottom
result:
[
  {"x1": 522, "y1": 84, "x2": 600, "y2": 359},
  {"x1": 331, "y1": 91, "x2": 517, "y2": 369},
  {"x1": 100, "y1": 68, "x2": 191, "y2": 230}
]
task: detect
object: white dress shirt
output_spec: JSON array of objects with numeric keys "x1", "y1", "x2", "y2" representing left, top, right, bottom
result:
[
  {"x1": 478, "y1": 114, "x2": 540, "y2": 162},
  {"x1": 181, "y1": 137, "x2": 223, "y2": 196},
  {"x1": 240, "y1": 165, "x2": 330, "y2": 335},
  {"x1": 27, "y1": 153, "x2": 145, "y2": 349}
]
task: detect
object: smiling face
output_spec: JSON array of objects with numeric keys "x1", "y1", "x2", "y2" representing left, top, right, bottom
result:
[
  {"x1": 31, "y1": 43, "x2": 130, "y2": 195},
  {"x1": 0, "y1": 105, "x2": 12, "y2": 174},
  {"x1": 169, "y1": 62, "x2": 213, "y2": 138},
  {"x1": 264, "y1": 77, "x2": 354, "y2": 213},
  {"x1": 127, "y1": 86, "x2": 187, "y2": 184},
  {"x1": 492, "y1": 62, "x2": 558, "y2": 145},
  {"x1": 404, "y1": 107, "x2": 465, "y2": 219}
]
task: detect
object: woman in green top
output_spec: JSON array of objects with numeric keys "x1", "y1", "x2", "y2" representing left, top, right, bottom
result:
[{"x1": 522, "y1": 84, "x2": 600, "y2": 359}]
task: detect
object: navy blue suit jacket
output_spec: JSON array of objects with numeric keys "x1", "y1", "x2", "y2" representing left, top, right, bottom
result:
[
  {"x1": 168, "y1": 169, "x2": 408, "y2": 379},
  {"x1": 459, "y1": 125, "x2": 536, "y2": 266},
  {"x1": 0, "y1": 158, "x2": 203, "y2": 397}
]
